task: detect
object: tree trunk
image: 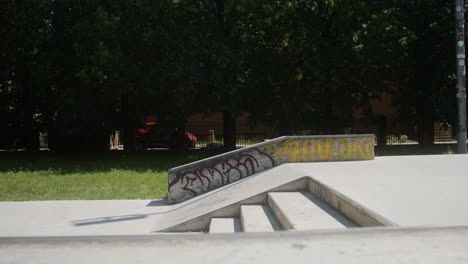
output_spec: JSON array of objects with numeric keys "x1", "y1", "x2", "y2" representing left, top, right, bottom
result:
[
  {"x1": 122, "y1": 125, "x2": 137, "y2": 152},
  {"x1": 121, "y1": 86, "x2": 138, "y2": 152},
  {"x1": 223, "y1": 110, "x2": 236, "y2": 150},
  {"x1": 16, "y1": 64, "x2": 39, "y2": 152},
  {"x1": 376, "y1": 116, "x2": 387, "y2": 148},
  {"x1": 416, "y1": 114, "x2": 434, "y2": 147},
  {"x1": 23, "y1": 128, "x2": 39, "y2": 152}
]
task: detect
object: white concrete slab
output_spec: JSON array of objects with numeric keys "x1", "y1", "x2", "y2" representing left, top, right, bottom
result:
[
  {"x1": 294, "y1": 154, "x2": 468, "y2": 227},
  {"x1": 268, "y1": 192, "x2": 347, "y2": 230},
  {"x1": 0, "y1": 200, "x2": 161, "y2": 237},
  {"x1": 1, "y1": 226, "x2": 468, "y2": 264},
  {"x1": 209, "y1": 218, "x2": 239, "y2": 233},
  {"x1": 240, "y1": 205, "x2": 279, "y2": 232}
]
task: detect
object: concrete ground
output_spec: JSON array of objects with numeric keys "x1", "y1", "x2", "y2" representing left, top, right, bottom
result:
[
  {"x1": 1, "y1": 227, "x2": 468, "y2": 264},
  {"x1": 1, "y1": 154, "x2": 468, "y2": 263},
  {"x1": 294, "y1": 154, "x2": 468, "y2": 227},
  {"x1": 0, "y1": 200, "x2": 162, "y2": 237},
  {"x1": 1, "y1": 154, "x2": 467, "y2": 236}
]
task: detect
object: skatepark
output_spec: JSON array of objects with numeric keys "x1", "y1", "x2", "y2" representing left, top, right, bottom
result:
[
  {"x1": 1, "y1": 135, "x2": 468, "y2": 263},
  {"x1": 3, "y1": 1, "x2": 468, "y2": 262}
]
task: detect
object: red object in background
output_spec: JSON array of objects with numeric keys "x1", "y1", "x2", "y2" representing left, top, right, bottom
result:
[
  {"x1": 137, "y1": 128, "x2": 150, "y2": 135},
  {"x1": 135, "y1": 122, "x2": 197, "y2": 150},
  {"x1": 185, "y1": 132, "x2": 197, "y2": 142}
]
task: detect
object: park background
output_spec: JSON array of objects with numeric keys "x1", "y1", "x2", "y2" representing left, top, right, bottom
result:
[{"x1": 0, "y1": 0, "x2": 467, "y2": 200}]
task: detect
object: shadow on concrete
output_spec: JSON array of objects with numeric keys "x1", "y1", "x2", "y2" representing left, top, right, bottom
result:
[
  {"x1": 261, "y1": 205, "x2": 283, "y2": 231},
  {"x1": 72, "y1": 214, "x2": 147, "y2": 226},
  {"x1": 146, "y1": 200, "x2": 170, "y2": 207}
]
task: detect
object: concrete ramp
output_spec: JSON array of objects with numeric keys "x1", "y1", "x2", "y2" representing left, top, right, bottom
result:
[
  {"x1": 155, "y1": 163, "x2": 393, "y2": 233},
  {"x1": 168, "y1": 135, "x2": 374, "y2": 203}
]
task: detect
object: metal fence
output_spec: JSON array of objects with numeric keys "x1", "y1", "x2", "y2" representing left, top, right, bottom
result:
[
  {"x1": 186, "y1": 118, "x2": 279, "y2": 149},
  {"x1": 384, "y1": 122, "x2": 456, "y2": 145},
  {"x1": 0, "y1": 132, "x2": 48, "y2": 151},
  {"x1": 0, "y1": 121, "x2": 464, "y2": 151},
  {"x1": 0, "y1": 136, "x2": 25, "y2": 151},
  {"x1": 433, "y1": 123, "x2": 456, "y2": 144},
  {"x1": 110, "y1": 123, "x2": 466, "y2": 150}
]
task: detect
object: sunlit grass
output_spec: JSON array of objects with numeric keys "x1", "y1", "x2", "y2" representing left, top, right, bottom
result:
[{"x1": 0, "y1": 151, "x2": 209, "y2": 201}]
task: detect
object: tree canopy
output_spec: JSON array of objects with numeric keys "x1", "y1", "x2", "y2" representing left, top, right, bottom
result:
[{"x1": 0, "y1": 0, "x2": 464, "y2": 151}]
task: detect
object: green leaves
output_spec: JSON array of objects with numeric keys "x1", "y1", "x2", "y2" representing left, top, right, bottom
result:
[{"x1": 0, "y1": 0, "x2": 462, "y2": 149}]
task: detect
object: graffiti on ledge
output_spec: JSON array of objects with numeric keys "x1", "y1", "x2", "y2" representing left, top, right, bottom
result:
[
  {"x1": 168, "y1": 135, "x2": 374, "y2": 203},
  {"x1": 260, "y1": 136, "x2": 374, "y2": 163},
  {"x1": 168, "y1": 149, "x2": 275, "y2": 201}
]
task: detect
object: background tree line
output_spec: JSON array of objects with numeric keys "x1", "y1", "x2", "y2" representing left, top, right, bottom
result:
[{"x1": 0, "y1": 0, "x2": 463, "y2": 151}]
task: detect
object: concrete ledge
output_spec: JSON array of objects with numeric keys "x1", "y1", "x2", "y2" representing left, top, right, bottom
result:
[
  {"x1": 1, "y1": 225, "x2": 467, "y2": 243},
  {"x1": 168, "y1": 135, "x2": 375, "y2": 203},
  {"x1": 2, "y1": 226, "x2": 468, "y2": 264}
]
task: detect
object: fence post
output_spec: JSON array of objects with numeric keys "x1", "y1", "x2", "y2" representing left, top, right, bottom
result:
[{"x1": 455, "y1": 0, "x2": 467, "y2": 153}]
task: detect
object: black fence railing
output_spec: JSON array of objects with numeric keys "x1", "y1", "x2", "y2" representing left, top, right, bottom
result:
[
  {"x1": 0, "y1": 122, "x2": 464, "y2": 151},
  {"x1": 0, "y1": 136, "x2": 26, "y2": 151},
  {"x1": 0, "y1": 132, "x2": 49, "y2": 151},
  {"x1": 186, "y1": 118, "x2": 279, "y2": 149},
  {"x1": 434, "y1": 123, "x2": 456, "y2": 143}
]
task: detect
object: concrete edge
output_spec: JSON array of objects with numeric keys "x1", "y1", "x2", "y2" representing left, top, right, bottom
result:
[
  {"x1": 266, "y1": 193, "x2": 293, "y2": 230},
  {"x1": 308, "y1": 177, "x2": 397, "y2": 227},
  {"x1": 2, "y1": 225, "x2": 467, "y2": 244}
]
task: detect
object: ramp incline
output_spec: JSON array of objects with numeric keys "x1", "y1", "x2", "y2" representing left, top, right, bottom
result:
[
  {"x1": 168, "y1": 135, "x2": 375, "y2": 203},
  {"x1": 155, "y1": 165, "x2": 394, "y2": 233}
]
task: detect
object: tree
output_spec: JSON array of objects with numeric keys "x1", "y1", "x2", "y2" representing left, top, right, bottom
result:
[
  {"x1": 1, "y1": 0, "x2": 462, "y2": 152},
  {"x1": 0, "y1": 1, "x2": 53, "y2": 151},
  {"x1": 239, "y1": 1, "x2": 392, "y2": 135},
  {"x1": 382, "y1": 1, "x2": 457, "y2": 146}
]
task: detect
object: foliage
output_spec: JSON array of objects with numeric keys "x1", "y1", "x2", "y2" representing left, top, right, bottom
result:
[
  {"x1": 385, "y1": 1, "x2": 458, "y2": 144},
  {"x1": 0, "y1": 0, "x2": 463, "y2": 150}
]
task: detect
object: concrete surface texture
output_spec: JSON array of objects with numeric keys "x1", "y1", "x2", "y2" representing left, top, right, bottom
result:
[
  {"x1": 294, "y1": 154, "x2": 468, "y2": 227},
  {"x1": 267, "y1": 192, "x2": 351, "y2": 230},
  {"x1": 1, "y1": 154, "x2": 468, "y2": 237},
  {"x1": 240, "y1": 205, "x2": 280, "y2": 232},
  {"x1": 1, "y1": 226, "x2": 468, "y2": 264},
  {"x1": 2, "y1": 154, "x2": 468, "y2": 263},
  {"x1": 168, "y1": 134, "x2": 374, "y2": 203},
  {"x1": 208, "y1": 218, "x2": 240, "y2": 233},
  {"x1": 0, "y1": 200, "x2": 160, "y2": 237}
]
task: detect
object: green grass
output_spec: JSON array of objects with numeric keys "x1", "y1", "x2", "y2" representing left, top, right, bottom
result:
[
  {"x1": 0, "y1": 151, "x2": 210, "y2": 201},
  {"x1": 2, "y1": 143, "x2": 459, "y2": 201}
]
